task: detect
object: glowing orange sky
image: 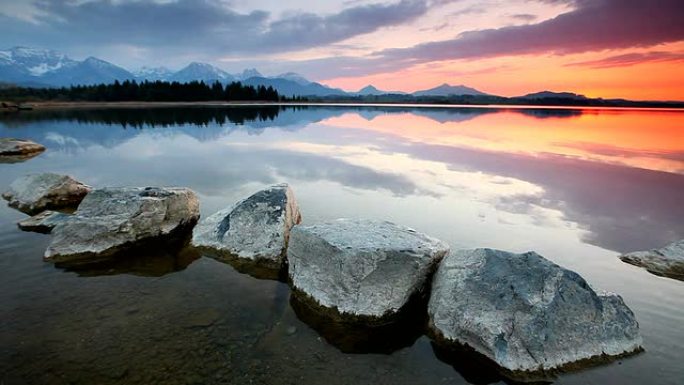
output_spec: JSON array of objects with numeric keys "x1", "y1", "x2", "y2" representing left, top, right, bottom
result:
[{"x1": 323, "y1": 42, "x2": 684, "y2": 100}]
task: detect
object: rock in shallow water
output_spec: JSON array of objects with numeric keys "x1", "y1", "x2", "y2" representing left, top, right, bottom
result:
[
  {"x1": 288, "y1": 218, "x2": 449, "y2": 321},
  {"x1": 2, "y1": 173, "x2": 91, "y2": 215},
  {"x1": 0, "y1": 138, "x2": 45, "y2": 156},
  {"x1": 191, "y1": 183, "x2": 301, "y2": 271},
  {"x1": 619, "y1": 240, "x2": 684, "y2": 281},
  {"x1": 428, "y1": 248, "x2": 642, "y2": 377},
  {"x1": 17, "y1": 210, "x2": 71, "y2": 233},
  {"x1": 44, "y1": 187, "x2": 200, "y2": 264}
]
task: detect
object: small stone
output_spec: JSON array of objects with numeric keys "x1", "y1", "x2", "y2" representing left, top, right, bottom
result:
[
  {"x1": 286, "y1": 326, "x2": 297, "y2": 336},
  {"x1": 3, "y1": 173, "x2": 91, "y2": 215},
  {"x1": 619, "y1": 239, "x2": 684, "y2": 281}
]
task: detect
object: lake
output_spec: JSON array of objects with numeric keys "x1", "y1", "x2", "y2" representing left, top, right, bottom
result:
[{"x1": 1, "y1": 105, "x2": 683, "y2": 385}]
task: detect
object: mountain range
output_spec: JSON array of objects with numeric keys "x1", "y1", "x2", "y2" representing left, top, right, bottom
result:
[
  {"x1": 0, "y1": 46, "x2": 603, "y2": 101},
  {"x1": 0, "y1": 46, "x2": 497, "y2": 98}
]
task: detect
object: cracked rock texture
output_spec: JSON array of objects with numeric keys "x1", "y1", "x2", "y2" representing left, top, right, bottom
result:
[
  {"x1": 3, "y1": 173, "x2": 91, "y2": 214},
  {"x1": 45, "y1": 187, "x2": 200, "y2": 263},
  {"x1": 429, "y1": 248, "x2": 642, "y2": 374},
  {"x1": 288, "y1": 218, "x2": 449, "y2": 319},
  {"x1": 620, "y1": 240, "x2": 684, "y2": 281},
  {"x1": 192, "y1": 183, "x2": 301, "y2": 269}
]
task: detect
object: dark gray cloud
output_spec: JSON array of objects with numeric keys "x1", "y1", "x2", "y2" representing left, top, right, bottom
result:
[
  {"x1": 567, "y1": 50, "x2": 684, "y2": 68},
  {"x1": 287, "y1": 0, "x2": 684, "y2": 79},
  {"x1": 376, "y1": 0, "x2": 684, "y2": 65},
  {"x1": 0, "y1": 0, "x2": 428, "y2": 65}
]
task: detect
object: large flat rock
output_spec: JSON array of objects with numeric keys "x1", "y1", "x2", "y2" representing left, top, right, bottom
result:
[
  {"x1": 288, "y1": 219, "x2": 449, "y2": 321},
  {"x1": 44, "y1": 187, "x2": 200, "y2": 264},
  {"x1": 192, "y1": 184, "x2": 301, "y2": 271},
  {"x1": 428, "y1": 248, "x2": 642, "y2": 377},
  {"x1": 619, "y1": 240, "x2": 684, "y2": 281},
  {"x1": 2, "y1": 173, "x2": 91, "y2": 215}
]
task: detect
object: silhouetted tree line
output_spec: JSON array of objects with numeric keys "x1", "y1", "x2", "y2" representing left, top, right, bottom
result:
[
  {"x1": 0, "y1": 80, "x2": 281, "y2": 102},
  {"x1": 0, "y1": 106, "x2": 283, "y2": 128}
]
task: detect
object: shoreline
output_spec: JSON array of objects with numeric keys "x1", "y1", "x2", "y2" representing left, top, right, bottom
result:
[{"x1": 2, "y1": 100, "x2": 684, "y2": 112}]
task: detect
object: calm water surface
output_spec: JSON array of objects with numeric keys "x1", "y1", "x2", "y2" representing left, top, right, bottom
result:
[{"x1": 1, "y1": 105, "x2": 683, "y2": 385}]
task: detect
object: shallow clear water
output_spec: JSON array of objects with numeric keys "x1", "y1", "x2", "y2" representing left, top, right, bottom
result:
[{"x1": 1, "y1": 105, "x2": 683, "y2": 385}]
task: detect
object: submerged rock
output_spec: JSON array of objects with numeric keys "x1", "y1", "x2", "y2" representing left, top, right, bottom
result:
[
  {"x1": 288, "y1": 219, "x2": 449, "y2": 322},
  {"x1": 2, "y1": 173, "x2": 91, "y2": 215},
  {"x1": 44, "y1": 187, "x2": 200, "y2": 264},
  {"x1": 192, "y1": 183, "x2": 301, "y2": 271},
  {"x1": 428, "y1": 248, "x2": 642, "y2": 378},
  {"x1": 619, "y1": 240, "x2": 684, "y2": 281},
  {"x1": 17, "y1": 210, "x2": 71, "y2": 233},
  {"x1": 0, "y1": 138, "x2": 45, "y2": 160}
]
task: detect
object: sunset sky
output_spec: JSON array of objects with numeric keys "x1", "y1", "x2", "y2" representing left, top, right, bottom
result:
[{"x1": 1, "y1": 0, "x2": 683, "y2": 99}]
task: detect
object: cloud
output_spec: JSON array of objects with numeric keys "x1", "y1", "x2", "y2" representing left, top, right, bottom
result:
[
  {"x1": 0, "y1": 0, "x2": 429, "y2": 63},
  {"x1": 567, "y1": 50, "x2": 684, "y2": 68},
  {"x1": 555, "y1": 141, "x2": 684, "y2": 162},
  {"x1": 292, "y1": 0, "x2": 684, "y2": 79},
  {"x1": 376, "y1": 0, "x2": 684, "y2": 64},
  {"x1": 509, "y1": 13, "x2": 537, "y2": 22}
]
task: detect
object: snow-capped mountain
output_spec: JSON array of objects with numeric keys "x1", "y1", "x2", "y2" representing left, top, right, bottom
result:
[
  {"x1": 0, "y1": 46, "x2": 495, "y2": 98},
  {"x1": 274, "y1": 72, "x2": 311, "y2": 85},
  {"x1": 133, "y1": 66, "x2": 174, "y2": 81},
  {"x1": 169, "y1": 62, "x2": 234, "y2": 84},
  {"x1": 235, "y1": 68, "x2": 263, "y2": 81},
  {"x1": 46, "y1": 57, "x2": 135, "y2": 86},
  {"x1": 0, "y1": 47, "x2": 78, "y2": 83},
  {"x1": 0, "y1": 47, "x2": 135, "y2": 86}
]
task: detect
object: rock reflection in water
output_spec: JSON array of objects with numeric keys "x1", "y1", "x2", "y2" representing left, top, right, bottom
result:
[
  {"x1": 289, "y1": 291, "x2": 426, "y2": 354},
  {"x1": 54, "y1": 237, "x2": 200, "y2": 277}
]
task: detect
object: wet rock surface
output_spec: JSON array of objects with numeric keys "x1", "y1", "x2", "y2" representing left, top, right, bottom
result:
[
  {"x1": 44, "y1": 187, "x2": 200, "y2": 264},
  {"x1": 428, "y1": 248, "x2": 643, "y2": 378},
  {"x1": 287, "y1": 219, "x2": 449, "y2": 321},
  {"x1": 619, "y1": 240, "x2": 684, "y2": 281},
  {"x1": 2, "y1": 173, "x2": 91, "y2": 215},
  {"x1": 0, "y1": 138, "x2": 45, "y2": 162},
  {"x1": 17, "y1": 210, "x2": 71, "y2": 233},
  {"x1": 192, "y1": 184, "x2": 301, "y2": 271}
]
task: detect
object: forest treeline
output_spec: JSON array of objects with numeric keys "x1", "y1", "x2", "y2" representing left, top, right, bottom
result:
[{"x1": 0, "y1": 80, "x2": 292, "y2": 102}]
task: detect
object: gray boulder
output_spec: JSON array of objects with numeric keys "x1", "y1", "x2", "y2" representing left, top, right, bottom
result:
[
  {"x1": 288, "y1": 219, "x2": 449, "y2": 321},
  {"x1": 44, "y1": 187, "x2": 200, "y2": 264},
  {"x1": 192, "y1": 183, "x2": 301, "y2": 270},
  {"x1": 620, "y1": 240, "x2": 684, "y2": 281},
  {"x1": 17, "y1": 210, "x2": 71, "y2": 233},
  {"x1": 429, "y1": 248, "x2": 642, "y2": 376},
  {"x1": 2, "y1": 173, "x2": 91, "y2": 214}
]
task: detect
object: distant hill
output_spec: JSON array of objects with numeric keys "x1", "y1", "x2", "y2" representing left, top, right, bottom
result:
[
  {"x1": 413, "y1": 83, "x2": 487, "y2": 97},
  {"x1": 354, "y1": 85, "x2": 406, "y2": 96},
  {"x1": 242, "y1": 76, "x2": 347, "y2": 97},
  {"x1": 519, "y1": 91, "x2": 589, "y2": 100}
]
